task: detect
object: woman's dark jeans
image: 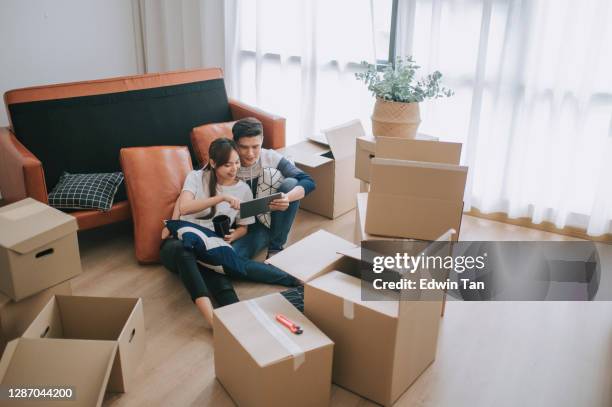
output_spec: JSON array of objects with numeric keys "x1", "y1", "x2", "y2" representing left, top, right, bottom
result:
[{"x1": 160, "y1": 238, "x2": 238, "y2": 306}]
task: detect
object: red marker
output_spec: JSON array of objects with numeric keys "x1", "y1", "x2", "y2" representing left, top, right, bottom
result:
[{"x1": 275, "y1": 314, "x2": 303, "y2": 335}]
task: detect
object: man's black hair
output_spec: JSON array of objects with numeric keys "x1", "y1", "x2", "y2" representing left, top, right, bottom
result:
[{"x1": 232, "y1": 117, "x2": 264, "y2": 141}]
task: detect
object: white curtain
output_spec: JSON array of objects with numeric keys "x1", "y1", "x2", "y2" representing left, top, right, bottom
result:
[
  {"x1": 223, "y1": 0, "x2": 394, "y2": 146},
  {"x1": 138, "y1": 0, "x2": 225, "y2": 72},
  {"x1": 395, "y1": 0, "x2": 612, "y2": 235}
]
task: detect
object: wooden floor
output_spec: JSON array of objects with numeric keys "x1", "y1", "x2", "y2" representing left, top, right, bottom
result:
[{"x1": 69, "y1": 209, "x2": 612, "y2": 407}]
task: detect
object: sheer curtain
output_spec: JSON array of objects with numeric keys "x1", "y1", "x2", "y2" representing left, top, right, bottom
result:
[
  {"x1": 395, "y1": 0, "x2": 612, "y2": 236},
  {"x1": 224, "y1": 0, "x2": 392, "y2": 146}
]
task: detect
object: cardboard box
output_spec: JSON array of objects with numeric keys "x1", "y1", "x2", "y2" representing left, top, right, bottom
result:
[
  {"x1": 0, "y1": 337, "x2": 117, "y2": 407},
  {"x1": 23, "y1": 295, "x2": 145, "y2": 393},
  {"x1": 0, "y1": 198, "x2": 82, "y2": 300},
  {"x1": 278, "y1": 120, "x2": 363, "y2": 219},
  {"x1": 355, "y1": 134, "x2": 445, "y2": 183},
  {"x1": 305, "y1": 270, "x2": 443, "y2": 406},
  {"x1": 365, "y1": 158, "x2": 467, "y2": 240},
  {"x1": 0, "y1": 280, "x2": 72, "y2": 353},
  {"x1": 354, "y1": 192, "x2": 397, "y2": 243},
  {"x1": 214, "y1": 293, "x2": 334, "y2": 407},
  {"x1": 266, "y1": 229, "x2": 358, "y2": 283}
]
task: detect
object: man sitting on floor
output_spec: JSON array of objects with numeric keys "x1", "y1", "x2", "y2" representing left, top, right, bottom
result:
[{"x1": 231, "y1": 117, "x2": 316, "y2": 259}]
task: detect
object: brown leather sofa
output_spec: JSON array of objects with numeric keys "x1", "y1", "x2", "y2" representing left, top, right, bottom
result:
[{"x1": 0, "y1": 68, "x2": 286, "y2": 231}]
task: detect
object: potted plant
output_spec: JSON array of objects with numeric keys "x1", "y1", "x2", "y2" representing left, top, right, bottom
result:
[{"x1": 356, "y1": 57, "x2": 453, "y2": 138}]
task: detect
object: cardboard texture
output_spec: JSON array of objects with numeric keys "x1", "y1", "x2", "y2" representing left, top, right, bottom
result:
[
  {"x1": 266, "y1": 229, "x2": 358, "y2": 282},
  {"x1": 366, "y1": 158, "x2": 467, "y2": 240},
  {"x1": 278, "y1": 120, "x2": 363, "y2": 219},
  {"x1": 0, "y1": 198, "x2": 82, "y2": 301},
  {"x1": 0, "y1": 338, "x2": 117, "y2": 407},
  {"x1": 355, "y1": 134, "x2": 441, "y2": 183},
  {"x1": 305, "y1": 271, "x2": 443, "y2": 406},
  {"x1": 0, "y1": 280, "x2": 72, "y2": 353},
  {"x1": 354, "y1": 193, "x2": 398, "y2": 243},
  {"x1": 214, "y1": 293, "x2": 334, "y2": 407},
  {"x1": 22, "y1": 295, "x2": 145, "y2": 393}
]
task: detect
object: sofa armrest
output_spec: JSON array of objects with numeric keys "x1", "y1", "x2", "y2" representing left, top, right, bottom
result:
[
  {"x1": 0, "y1": 127, "x2": 48, "y2": 204},
  {"x1": 229, "y1": 99, "x2": 286, "y2": 149}
]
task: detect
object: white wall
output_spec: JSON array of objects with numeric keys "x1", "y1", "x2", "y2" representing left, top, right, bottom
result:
[{"x1": 0, "y1": 0, "x2": 143, "y2": 126}]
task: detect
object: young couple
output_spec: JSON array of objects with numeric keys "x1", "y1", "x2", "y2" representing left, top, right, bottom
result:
[{"x1": 160, "y1": 117, "x2": 315, "y2": 327}]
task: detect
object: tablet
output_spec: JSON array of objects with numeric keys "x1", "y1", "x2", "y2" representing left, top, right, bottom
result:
[{"x1": 240, "y1": 193, "x2": 283, "y2": 218}]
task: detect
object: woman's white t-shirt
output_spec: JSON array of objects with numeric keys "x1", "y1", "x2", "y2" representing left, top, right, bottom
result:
[{"x1": 180, "y1": 169, "x2": 255, "y2": 231}]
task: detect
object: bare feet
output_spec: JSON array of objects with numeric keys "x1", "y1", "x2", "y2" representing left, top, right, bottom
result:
[{"x1": 194, "y1": 297, "x2": 214, "y2": 328}]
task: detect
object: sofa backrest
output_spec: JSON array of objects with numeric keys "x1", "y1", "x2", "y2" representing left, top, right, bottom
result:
[{"x1": 4, "y1": 68, "x2": 232, "y2": 196}]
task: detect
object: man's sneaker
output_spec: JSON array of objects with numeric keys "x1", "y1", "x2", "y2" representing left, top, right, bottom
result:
[{"x1": 266, "y1": 248, "x2": 283, "y2": 260}]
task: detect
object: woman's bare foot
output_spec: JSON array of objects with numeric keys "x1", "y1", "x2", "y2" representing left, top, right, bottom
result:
[{"x1": 194, "y1": 297, "x2": 214, "y2": 328}]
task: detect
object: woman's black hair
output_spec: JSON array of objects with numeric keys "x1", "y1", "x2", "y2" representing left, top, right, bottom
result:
[{"x1": 202, "y1": 138, "x2": 238, "y2": 219}]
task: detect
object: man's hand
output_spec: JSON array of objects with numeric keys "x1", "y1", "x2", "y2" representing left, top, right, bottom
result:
[{"x1": 269, "y1": 193, "x2": 290, "y2": 212}]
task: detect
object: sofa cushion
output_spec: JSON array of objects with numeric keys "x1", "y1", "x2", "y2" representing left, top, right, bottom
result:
[
  {"x1": 48, "y1": 172, "x2": 124, "y2": 212},
  {"x1": 120, "y1": 146, "x2": 193, "y2": 263},
  {"x1": 191, "y1": 121, "x2": 236, "y2": 166}
]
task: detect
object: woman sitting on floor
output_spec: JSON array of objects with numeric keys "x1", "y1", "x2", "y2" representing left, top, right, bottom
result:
[{"x1": 160, "y1": 138, "x2": 298, "y2": 327}]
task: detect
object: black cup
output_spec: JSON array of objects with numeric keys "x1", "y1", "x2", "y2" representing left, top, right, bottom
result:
[{"x1": 212, "y1": 215, "x2": 231, "y2": 237}]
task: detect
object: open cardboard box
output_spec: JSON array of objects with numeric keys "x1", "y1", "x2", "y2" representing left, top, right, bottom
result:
[
  {"x1": 22, "y1": 295, "x2": 145, "y2": 393},
  {"x1": 214, "y1": 293, "x2": 333, "y2": 407},
  {"x1": 268, "y1": 229, "x2": 444, "y2": 405},
  {"x1": 277, "y1": 120, "x2": 363, "y2": 219},
  {"x1": 0, "y1": 337, "x2": 117, "y2": 407},
  {"x1": 355, "y1": 134, "x2": 449, "y2": 184},
  {"x1": 0, "y1": 280, "x2": 72, "y2": 353},
  {"x1": 0, "y1": 198, "x2": 82, "y2": 301}
]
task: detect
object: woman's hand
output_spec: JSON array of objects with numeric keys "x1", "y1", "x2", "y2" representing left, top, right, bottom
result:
[
  {"x1": 161, "y1": 227, "x2": 170, "y2": 240},
  {"x1": 222, "y1": 195, "x2": 240, "y2": 210},
  {"x1": 224, "y1": 225, "x2": 247, "y2": 243},
  {"x1": 223, "y1": 229, "x2": 239, "y2": 243}
]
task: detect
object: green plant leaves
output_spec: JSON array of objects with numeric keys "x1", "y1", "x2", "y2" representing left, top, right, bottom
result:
[{"x1": 355, "y1": 57, "x2": 454, "y2": 103}]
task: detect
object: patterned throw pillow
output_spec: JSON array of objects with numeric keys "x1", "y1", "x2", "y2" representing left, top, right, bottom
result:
[
  {"x1": 256, "y1": 167, "x2": 284, "y2": 228},
  {"x1": 48, "y1": 172, "x2": 124, "y2": 212}
]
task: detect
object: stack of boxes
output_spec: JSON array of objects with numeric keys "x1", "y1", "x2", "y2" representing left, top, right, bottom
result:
[
  {"x1": 0, "y1": 198, "x2": 145, "y2": 406},
  {"x1": 212, "y1": 123, "x2": 470, "y2": 406}
]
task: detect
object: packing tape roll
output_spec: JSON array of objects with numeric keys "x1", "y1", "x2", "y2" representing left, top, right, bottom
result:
[
  {"x1": 343, "y1": 299, "x2": 354, "y2": 320},
  {"x1": 245, "y1": 300, "x2": 305, "y2": 370}
]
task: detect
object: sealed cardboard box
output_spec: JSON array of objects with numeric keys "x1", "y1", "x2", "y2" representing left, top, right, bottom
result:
[
  {"x1": 0, "y1": 279, "x2": 72, "y2": 353},
  {"x1": 355, "y1": 134, "x2": 443, "y2": 183},
  {"x1": 305, "y1": 270, "x2": 443, "y2": 406},
  {"x1": 23, "y1": 295, "x2": 145, "y2": 393},
  {"x1": 0, "y1": 337, "x2": 117, "y2": 407},
  {"x1": 0, "y1": 198, "x2": 82, "y2": 300},
  {"x1": 266, "y1": 229, "x2": 357, "y2": 283},
  {"x1": 214, "y1": 293, "x2": 334, "y2": 407},
  {"x1": 278, "y1": 120, "x2": 363, "y2": 219},
  {"x1": 366, "y1": 158, "x2": 467, "y2": 240}
]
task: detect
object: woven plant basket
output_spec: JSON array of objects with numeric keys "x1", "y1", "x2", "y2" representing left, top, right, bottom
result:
[{"x1": 371, "y1": 97, "x2": 421, "y2": 138}]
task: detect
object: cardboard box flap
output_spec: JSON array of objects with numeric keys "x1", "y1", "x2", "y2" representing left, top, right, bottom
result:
[
  {"x1": 267, "y1": 229, "x2": 357, "y2": 282},
  {"x1": 0, "y1": 338, "x2": 117, "y2": 407},
  {"x1": 0, "y1": 198, "x2": 78, "y2": 254},
  {"x1": 322, "y1": 119, "x2": 364, "y2": 161},
  {"x1": 215, "y1": 293, "x2": 333, "y2": 368},
  {"x1": 357, "y1": 135, "x2": 377, "y2": 154},
  {"x1": 308, "y1": 271, "x2": 399, "y2": 318},
  {"x1": 375, "y1": 137, "x2": 462, "y2": 164},
  {"x1": 278, "y1": 140, "x2": 332, "y2": 168},
  {"x1": 370, "y1": 158, "x2": 468, "y2": 201}
]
